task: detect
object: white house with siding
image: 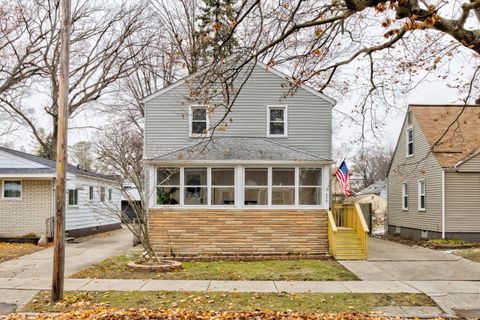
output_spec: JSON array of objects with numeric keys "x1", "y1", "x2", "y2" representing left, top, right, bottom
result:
[
  {"x1": 388, "y1": 105, "x2": 480, "y2": 241},
  {"x1": 142, "y1": 61, "x2": 338, "y2": 257},
  {"x1": 0, "y1": 147, "x2": 121, "y2": 238}
]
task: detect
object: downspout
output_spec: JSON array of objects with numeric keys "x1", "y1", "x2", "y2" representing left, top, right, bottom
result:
[{"x1": 441, "y1": 170, "x2": 445, "y2": 239}]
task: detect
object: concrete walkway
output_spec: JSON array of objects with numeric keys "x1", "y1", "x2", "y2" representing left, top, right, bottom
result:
[
  {"x1": 0, "y1": 228, "x2": 132, "y2": 314},
  {"x1": 339, "y1": 237, "x2": 480, "y2": 281}
]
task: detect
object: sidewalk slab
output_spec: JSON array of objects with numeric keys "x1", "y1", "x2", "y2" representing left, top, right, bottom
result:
[
  {"x1": 370, "y1": 306, "x2": 445, "y2": 318},
  {"x1": 406, "y1": 281, "x2": 480, "y2": 294},
  {"x1": 81, "y1": 279, "x2": 148, "y2": 291},
  {"x1": 141, "y1": 280, "x2": 210, "y2": 292},
  {"x1": 340, "y1": 281, "x2": 419, "y2": 293},
  {"x1": 430, "y1": 293, "x2": 480, "y2": 316},
  {"x1": 0, "y1": 289, "x2": 38, "y2": 315},
  {"x1": 14, "y1": 278, "x2": 50, "y2": 290},
  {"x1": 208, "y1": 281, "x2": 277, "y2": 292},
  {"x1": 274, "y1": 281, "x2": 349, "y2": 293},
  {"x1": 64, "y1": 279, "x2": 92, "y2": 291},
  {"x1": 0, "y1": 278, "x2": 30, "y2": 289}
]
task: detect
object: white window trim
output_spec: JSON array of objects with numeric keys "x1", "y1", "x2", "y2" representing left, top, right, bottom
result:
[
  {"x1": 271, "y1": 167, "x2": 296, "y2": 206},
  {"x1": 266, "y1": 105, "x2": 288, "y2": 137},
  {"x1": 189, "y1": 105, "x2": 210, "y2": 138},
  {"x1": 402, "y1": 182, "x2": 408, "y2": 211},
  {"x1": 243, "y1": 167, "x2": 269, "y2": 207},
  {"x1": 2, "y1": 180, "x2": 22, "y2": 200},
  {"x1": 406, "y1": 126, "x2": 413, "y2": 158},
  {"x1": 68, "y1": 189, "x2": 79, "y2": 207},
  {"x1": 155, "y1": 167, "x2": 181, "y2": 206},
  {"x1": 183, "y1": 167, "x2": 208, "y2": 206},
  {"x1": 298, "y1": 168, "x2": 323, "y2": 206},
  {"x1": 210, "y1": 167, "x2": 236, "y2": 206},
  {"x1": 418, "y1": 179, "x2": 426, "y2": 211}
]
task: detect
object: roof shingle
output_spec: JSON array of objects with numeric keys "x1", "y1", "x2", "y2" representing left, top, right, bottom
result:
[{"x1": 411, "y1": 105, "x2": 480, "y2": 167}]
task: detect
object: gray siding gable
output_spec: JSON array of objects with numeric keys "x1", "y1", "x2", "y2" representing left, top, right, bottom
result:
[
  {"x1": 144, "y1": 63, "x2": 333, "y2": 160},
  {"x1": 387, "y1": 110, "x2": 443, "y2": 232}
]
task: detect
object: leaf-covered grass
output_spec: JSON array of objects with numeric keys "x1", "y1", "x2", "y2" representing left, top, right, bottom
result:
[
  {"x1": 455, "y1": 248, "x2": 480, "y2": 263},
  {"x1": 70, "y1": 253, "x2": 358, "y2": 281},
  {"x1": 0, "y1": 242, "x2": 44, "y2": 263},
  {"x1": 22, "y1": 290, "x2": 435, "y2": 314}
]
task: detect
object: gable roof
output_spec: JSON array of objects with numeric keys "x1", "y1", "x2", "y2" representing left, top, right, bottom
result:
[
  {"x1": 146, "y1": 137, "x2": 331, "y2": 162},
  {"x1": 141, "y1": 61, "x2": 336, "y2": 105},
  {"x1": 410, "y1": 105, "x2": 480, "y2": 168},
  {"x1": 357, "y1": 180, "x2": 386, "y2": 196},
  {"x1": 0, "y1": 146, "x2": 114, "y2": 180}
]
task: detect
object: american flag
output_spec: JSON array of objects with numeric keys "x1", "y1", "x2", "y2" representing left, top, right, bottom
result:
[{"x1": 336, "y1": 160, "x2": 353, "y2": 196}]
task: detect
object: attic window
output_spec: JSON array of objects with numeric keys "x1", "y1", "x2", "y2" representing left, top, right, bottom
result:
[
  {"x1": 407, "y1": 111, "x2": 412, "y2": 125},
  {"x1": 406, "y1": 127, "x2": 413, "y2": 157},
  {"x1": 267, "y1": 105, "x2": 287, "y2": 137},
  {"x1": 189, "y1": 105, "x2": 209, "y2": 136}
]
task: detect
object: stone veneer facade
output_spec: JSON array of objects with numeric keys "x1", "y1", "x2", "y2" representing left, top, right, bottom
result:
[
  {"x1": 0, "y1": 179, "x2": 53, "y2": 237},
  {"x1": 149, "y1": 209, "x2": 328, "y2": 256}
]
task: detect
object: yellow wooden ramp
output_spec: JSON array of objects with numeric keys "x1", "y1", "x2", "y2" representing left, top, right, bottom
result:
[{"x1": 328, "y1": 204, "x2": 369, "y2": 260}]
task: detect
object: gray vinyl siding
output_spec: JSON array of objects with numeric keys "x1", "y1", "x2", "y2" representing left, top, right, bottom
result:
[
  {"x1": 445, "y1": 172, "x2": 480, "y2": 232},
  {"x1": 457, "y1": 153, "x2": 480, "y2": 172},
  {"x1": 387, "y1": 112, "x2": 443, "y2": 232},
  {"x1": 144, "y1": 64, "x2": 332, "y2": 159}
]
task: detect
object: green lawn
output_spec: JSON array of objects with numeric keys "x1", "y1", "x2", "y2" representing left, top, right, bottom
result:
[
  {"x1": 70, "y1": 253, "x2": 357, "y2": 281},
  {"x1": 22, "y1": 291, "x2": 435, "y2": 314}
]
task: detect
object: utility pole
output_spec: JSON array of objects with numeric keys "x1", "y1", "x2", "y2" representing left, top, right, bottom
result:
[{"x1": 51, "y1": 0, "x2": 71, "y2": 302}]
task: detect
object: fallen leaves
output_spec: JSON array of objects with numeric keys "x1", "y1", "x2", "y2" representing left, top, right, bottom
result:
[
  {"x1": 5, "y1": 308, "x2": 445, "y2": 320},
  {"x1": 0, "y1": 243, "x2": 44, "y2": 263}
]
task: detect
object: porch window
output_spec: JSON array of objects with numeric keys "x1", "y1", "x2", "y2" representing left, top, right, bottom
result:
[
  {"x1": 418, "y1": 179, "x2": 426, "y2": 211},
  {"x1": 402, "y1": 182, "x2": 408, "y2": 210},
  {"x1": 272, "y1": 168, "x2": 295, "y2": 205},
  {"x1": 157, "y1": 167, "x2": 180, "y2": 205},
  {"x1": 267, "y1": 105, "x2": 287, "y2": 137},
  {"x1": 189, "y1": 105, "x2": 209, "y2": 136},
  {"x1": 211, "y1": 168, "x2": 235, "y2": 205},
  {"x1": 68, "y1": 189, "x2": 78, "y2": 206},
  {"x1": 244, "y1": 168, "x2": 268, "y2": 205},
  {"x1": 3, "y1": 180, "x2": 21, "y2": 198},
  {"x1": 184, "y1": 167, "x2": 207, "y2": 205},
  {"x1": 299, "y1": 168, "x2": 322, "y2": 205}
]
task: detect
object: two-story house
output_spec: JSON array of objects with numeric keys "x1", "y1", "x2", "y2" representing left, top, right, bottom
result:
[
  {"x1": 142, "y1": 62, "x2": 336, "y2": 257},
  {"x1": 388, "y1": 105, "x2": 480, "y2": 241}
]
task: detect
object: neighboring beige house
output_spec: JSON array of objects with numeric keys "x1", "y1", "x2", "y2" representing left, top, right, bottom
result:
[
  {"x1": 388, "y1": 105, "x2": 480, "y2": 241},
  {"x1": 0, "y1": 147, "x2": 121, "y2": 238},
  {"x1": 346, "y1": 180, "x2": 387, "y2": 235}
]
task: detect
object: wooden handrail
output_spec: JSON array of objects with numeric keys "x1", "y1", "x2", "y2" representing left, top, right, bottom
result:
[{"x1": 327, "y1": 210, "x2": 337, "y2": 257}]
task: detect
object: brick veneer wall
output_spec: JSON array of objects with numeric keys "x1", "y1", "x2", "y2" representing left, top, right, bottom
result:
[
  {"x1": 149, "y1": 209, "x2": 328, "y2": 256},
  {"x1": 0, "y1": 179, "x2": 53, "y2": 237}
]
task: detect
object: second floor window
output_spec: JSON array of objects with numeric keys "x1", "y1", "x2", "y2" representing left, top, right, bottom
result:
[
  {"x1": 100, "y1": 187, "x2": 106, "y2": 202},
  {"x1": 89, "y1": 186, "x2": 94, "y2": 200},
  {"x1": 190, "y1": 105, "x2": 209, "y2": 136},
  {"x1": 406, "y1": 127, "x2": 413, "y2": 156},
  {"x1": 418, "y1": 179, "x2": 426, "y2": 211},
  {"x1": 267, "y1": 105, "x2": 287, "y2": 137}
]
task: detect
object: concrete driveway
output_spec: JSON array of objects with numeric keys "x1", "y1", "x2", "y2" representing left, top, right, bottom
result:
[
  {"x1": 0, "y1": 227, "x2": 132, "y2": 279},
  {"x1": 339, "y1": 237, "x2": 480, "y2": 281}
]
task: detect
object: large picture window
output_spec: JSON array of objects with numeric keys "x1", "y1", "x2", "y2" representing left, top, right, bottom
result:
[
  {"x1": 299, "y1": 168, "x2": 322, "y2": 205},
  {"x1": 272, "y1": 168, "x2": 295, "y2": 205},
  {"x1": 190, "y1": 105, "x2": 209, "y2": 136},
  {"x1": 211, "y1": 168, "x2": 235, "y2": 205},
  {"x1": 157, "y1": 167, "x2": 180, "y2": 205},
  {"x1": 3, "y1": 180, "x2": 21, "y2": 198},
  {"x1": 184, "y1": 167, "x2": 207, "y2": 205},
  {"x1": 244, "y1": 168, "x2": 268, "y2": 205}
]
